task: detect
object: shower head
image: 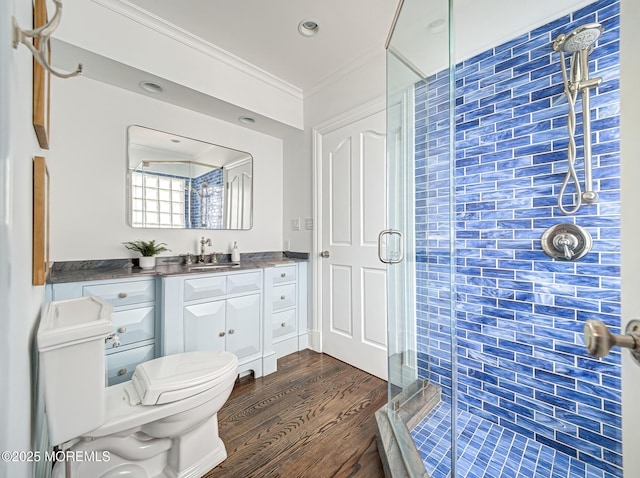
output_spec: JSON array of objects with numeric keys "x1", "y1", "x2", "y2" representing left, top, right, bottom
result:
[{"x1": 553, "y1": 23, "x2": 603, "y2": 53}]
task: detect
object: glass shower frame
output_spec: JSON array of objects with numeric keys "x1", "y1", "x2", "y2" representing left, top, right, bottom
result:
[
  {"x1": 384, "y1": 0, "x2": 457, "y2": 475},
  {"x1": 382, "y1": 0, "x2": 623, "y2": 477}
]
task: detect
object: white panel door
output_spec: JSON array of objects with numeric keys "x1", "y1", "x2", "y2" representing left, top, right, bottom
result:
[
  {"x1": 320, "y1": 109, "x2": 388, "y2": 379},
  {"x1": 225, "y1": 158, "x2": 253, "y2": 229}
]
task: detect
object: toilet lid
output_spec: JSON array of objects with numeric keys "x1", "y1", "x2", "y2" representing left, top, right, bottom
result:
[{"x1": 132, "y1": 351, "x2": 238, "y2": 405}]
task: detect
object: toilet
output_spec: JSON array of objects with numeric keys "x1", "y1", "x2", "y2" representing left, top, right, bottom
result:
[{"x1": 37, "y1": 296, "x2": 238, "y2": 478}]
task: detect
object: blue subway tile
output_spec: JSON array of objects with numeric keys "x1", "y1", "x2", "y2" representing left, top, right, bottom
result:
[{"x1": 413, "y1": 2, "x2": 621, "y2": 475}]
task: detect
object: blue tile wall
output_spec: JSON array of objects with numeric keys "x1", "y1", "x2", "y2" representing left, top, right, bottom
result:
[
  {"x1": 190, "y1": 168, "x2": 224, "y2": 228},
  {"x1": 414, "y1": 0, "x2": 621, "y2": 475}
]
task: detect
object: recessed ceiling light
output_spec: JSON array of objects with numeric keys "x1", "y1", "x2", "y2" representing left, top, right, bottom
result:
[
  {"x1": 139, "y1": 81, "x2": 164, "y2": 94},
  {"x1": 239, "y1": 116, "x2": 256, "y2": 124},
  {"x1": 298, "y1": 20, "x2": 319, "y2": 37}
]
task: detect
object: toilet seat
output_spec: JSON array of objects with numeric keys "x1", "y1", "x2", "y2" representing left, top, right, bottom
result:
[{"x1": 132, "y1": 350, "x2": 237, "y2": 405}]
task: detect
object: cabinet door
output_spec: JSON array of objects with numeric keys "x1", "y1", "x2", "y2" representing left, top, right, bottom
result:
[
  {"x1": 226, "y1": 294, "x2": 261, "y2": 360},
  {"x1": 183, "y1": 300, "x2": 226, "y2": 352}
]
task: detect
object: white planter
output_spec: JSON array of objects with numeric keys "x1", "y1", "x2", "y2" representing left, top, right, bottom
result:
[{"x1": 139, "y1": 256, "x2": 156, "y2": 269}]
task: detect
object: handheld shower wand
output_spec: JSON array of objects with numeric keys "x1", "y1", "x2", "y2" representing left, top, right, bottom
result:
[{"x1": 552, "y1": 23, "x2": 603, "y2": 215}]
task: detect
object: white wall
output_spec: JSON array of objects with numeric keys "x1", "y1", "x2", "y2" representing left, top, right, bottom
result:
[
  {"x1": 55, "y1": 0, "x2": 303, "y2": 130},
  {"x1": 282, "y1": 50, "x2": 387, "y2": 254},
  {"x1": 49, "y1": 76, "x2": 283, "y2": 261},
  {"x1": 0, "y1": 0, "x2": 49, "y2": 476},
  {"x1": 621, "y1": 0, "x2": 640, "y2": 474}
]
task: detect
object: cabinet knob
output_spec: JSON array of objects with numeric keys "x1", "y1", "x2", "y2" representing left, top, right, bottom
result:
[
  {"x1": 118, "y1": 292, "x2": 128, "y2": 299},
  {"x1": 219, "y1": 331, "x2": 226, "y2": 337},
  {"x1": 281, "y1": 273, "x2": 286, "y2": 278},
  {"x1": 118, "y1": 368, "x2": 127, "y2": 376},
  {"x1": 117, "y1": 327, "x2": 127, "y2": 334},
  {"x1": 228, "y1": 329, "x2": 235, "y2": 334},
  {"x1": 281, "y1": 322, "x2": 286, "y2": 328},
  {"x1": 281, "y1": 295, "x2": 286, "y2": 300}
]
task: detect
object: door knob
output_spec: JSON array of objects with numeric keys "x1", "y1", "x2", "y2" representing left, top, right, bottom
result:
[
  {"x1": 584, "y1": 319, "x2": 640, "y2": 364},
  {"x1": 320, "y1": 250, "x2": 330, "y2": 258}
]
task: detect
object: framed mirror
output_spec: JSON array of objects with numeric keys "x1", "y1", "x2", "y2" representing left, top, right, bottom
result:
[{"x1": 127, "y1": 125, "x2": 253, "y2": 229}]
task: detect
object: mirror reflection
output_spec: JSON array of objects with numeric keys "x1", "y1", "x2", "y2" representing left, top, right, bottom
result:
[{"x1": 127, "y1": 126, "x2": 253, "y2": 229}]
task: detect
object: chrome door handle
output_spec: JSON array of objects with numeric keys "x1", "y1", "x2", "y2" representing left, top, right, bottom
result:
[
  {"x1": 584, "y1": 319, "x2": 640, "y2": 364},
  {"x1": 320, "y1": 250, "x2": 330, "y2": 258},
  {"x1": 378, "y1": 229, "x2": 404, "y2": 264}
]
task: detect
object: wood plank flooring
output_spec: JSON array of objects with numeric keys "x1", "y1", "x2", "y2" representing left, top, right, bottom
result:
[{"x1": 205, "y1": 350, "x2": 388, "y2": 478}]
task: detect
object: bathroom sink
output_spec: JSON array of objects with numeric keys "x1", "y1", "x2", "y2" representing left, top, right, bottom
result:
[{"x1": 186, "y1": 264, "x2": 239, "y2": 272}]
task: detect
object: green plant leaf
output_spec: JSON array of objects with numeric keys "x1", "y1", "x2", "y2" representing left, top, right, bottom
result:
[{"x1": 123, "y1": 240, "x2": 171, "y2": 256}]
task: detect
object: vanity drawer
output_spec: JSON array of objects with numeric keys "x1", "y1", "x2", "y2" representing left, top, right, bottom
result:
[
  {"x1": 106, "y1": 344, "x2": 155, "y2": 385},
  {"x1": 273, "y1": 309, "x2": 296, "y2": 339},
  {"x1": 83, "y1": 279, "x2": 155, "y2": 307},
  {"x1": 272, "y1": 265, "x2": 297, "y2": 285},
  {"x1": 227, "y1": 271, "x2": 262, "y2": 295},
  {"x1": 106, "y1": 306, "x2": 155, "y2": 348},
  {"x1": 184, "y1": 275, "x2": 227, "y2": 302},
  {"x1": 272, "y1": 283, "x2": 296, "y2": 311}
]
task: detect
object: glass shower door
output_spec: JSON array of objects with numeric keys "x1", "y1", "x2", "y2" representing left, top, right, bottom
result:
[
  {"x1": 383, "y1": 0, "x2": 625, "y2": 477},
  {"x1": 384, "y1": 0, "x2": 456, "y2": 475}
]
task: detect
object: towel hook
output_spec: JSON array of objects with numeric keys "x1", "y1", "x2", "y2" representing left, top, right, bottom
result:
[{"x1": 12, "y1": 0, "x2": 82, "y2": 79}]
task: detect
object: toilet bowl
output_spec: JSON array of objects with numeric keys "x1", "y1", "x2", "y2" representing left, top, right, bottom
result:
[{"x1": 38, "y1": 297, "x2": 238, "y2": 478}]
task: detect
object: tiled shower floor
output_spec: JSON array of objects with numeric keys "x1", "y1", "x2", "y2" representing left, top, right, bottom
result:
[{"x1": 411, "y1": 402, "x2": 611, "y2": 478}]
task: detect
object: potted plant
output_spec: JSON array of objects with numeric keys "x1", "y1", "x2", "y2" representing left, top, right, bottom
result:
[{"x1": 123, "y1": 240, "x2": 170, "y2": 269}]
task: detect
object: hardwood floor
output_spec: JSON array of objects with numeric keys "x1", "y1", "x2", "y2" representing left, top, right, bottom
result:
[{"x1": 205, "y1": 350, "x2": 388, "y2": 478}]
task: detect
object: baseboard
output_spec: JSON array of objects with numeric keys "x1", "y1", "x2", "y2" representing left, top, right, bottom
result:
[
  {"x1": 298, "y1": 331, "x2": 309, "y2": 350},
  {"x1": 307, "y1": 329, "x2": 321, "y2": 352},
  {"x1": 273, "y1": 338, "x2": 298, "y2": 359}
]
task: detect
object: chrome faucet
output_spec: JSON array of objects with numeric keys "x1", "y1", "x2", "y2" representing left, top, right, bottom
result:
[{"x1": 199, "y1": 237, "x2": 211, "y2": 262}]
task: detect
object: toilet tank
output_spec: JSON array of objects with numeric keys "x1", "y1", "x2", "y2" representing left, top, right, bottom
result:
[{"x1": 37, "y1": 297, "x2": 113, "y2": 446}]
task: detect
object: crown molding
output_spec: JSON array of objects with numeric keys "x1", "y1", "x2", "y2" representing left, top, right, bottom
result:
[
  {"x1": 91, "y1": 0, "x2": 304, "y2": 101},
  {"x1": 304, "y1": 46, "x2": 384, "y2": 99}
]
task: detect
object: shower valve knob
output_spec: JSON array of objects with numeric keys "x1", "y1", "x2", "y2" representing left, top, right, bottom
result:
[
  {"x1": 541, "y1": 223, "x2": 592, "y2": 261},
  {"x1": 554, "y1": 234, "x2": 577, "y2": 260}
]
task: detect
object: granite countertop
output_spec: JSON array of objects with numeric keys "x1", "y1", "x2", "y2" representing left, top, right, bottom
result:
[{"x1": 48, "y1": 251, "x2": 309, "y2": 284}]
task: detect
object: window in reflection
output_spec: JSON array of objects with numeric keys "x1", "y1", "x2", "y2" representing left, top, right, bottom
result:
[{"x1": 131, "y1": 171, "x2": 186, "y2": 228}]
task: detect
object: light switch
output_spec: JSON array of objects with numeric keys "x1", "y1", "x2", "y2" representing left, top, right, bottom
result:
[
  {"x1": 291, "y1": 218, "x2": 300, "y2": 231},
  {"x1": 305, "y1": 218, "x2": 313, "y2": 230}
]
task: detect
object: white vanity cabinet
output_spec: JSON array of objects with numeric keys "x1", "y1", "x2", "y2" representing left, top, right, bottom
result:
[
  {"x1": 47, "y1": 259, "x2": 308, "y2": 382},
  {"x1": 268, "y1": 262, "x2": 308, "y2": 358},
  {"x1": 162, "y1": 268, "x2": 274, "y2": 378},
  {"x1": 48, "y1": 277, "x2": 158, "y2": 385}
]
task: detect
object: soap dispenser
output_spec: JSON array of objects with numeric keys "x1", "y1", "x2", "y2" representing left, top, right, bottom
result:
[{"x1": 231, "y1": 242, "x2": 240, "y2": 263}]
